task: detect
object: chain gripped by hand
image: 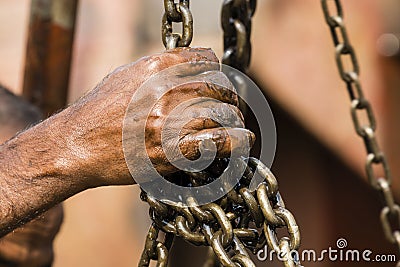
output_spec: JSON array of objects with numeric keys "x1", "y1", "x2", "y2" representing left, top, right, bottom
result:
[
  {"x1": 139, "y1": 1, "x2": 303, "y2": 266},
  {"x1": 140, "y1": 158, "x2": 302, "y2": 267}
]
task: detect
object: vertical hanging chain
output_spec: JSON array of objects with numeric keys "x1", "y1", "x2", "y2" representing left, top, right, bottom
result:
[
  {"x1": 221, "y1": 0, "x2": 256, "y2": 116},
  {"x1": 220, "y1": 1, "x2": 303, "y2": 267},
  {"x1": 321, "y1": 0, "x2": 400, "y2": 262},
  {"x1": 221, "y1": 0, "x2": 256, "y2": 73},
  {"x1": 162, "y1": 0, "x2": 193, "y2": 49}
]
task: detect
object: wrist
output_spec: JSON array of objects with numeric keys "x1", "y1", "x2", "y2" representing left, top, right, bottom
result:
[{"x1": 0, "y1": 117, "x2": 90, "y2": 235}]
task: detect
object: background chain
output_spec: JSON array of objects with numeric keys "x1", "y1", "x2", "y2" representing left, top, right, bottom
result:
[
  {"x1": 221, "y1": 0, "x2": 257, "y2": 72},
  {"x1": 321, "y1": 0, "x2": 400, "y2": 263}
]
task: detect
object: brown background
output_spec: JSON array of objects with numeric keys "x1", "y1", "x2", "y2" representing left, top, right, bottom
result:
[{"x1": 1, "y1": 0, "x2": 400, "y2": 266}]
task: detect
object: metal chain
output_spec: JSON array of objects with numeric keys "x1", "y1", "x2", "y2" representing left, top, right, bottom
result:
[
  {"x1": 321, "y1": 0, "x2": 400, "y2": 262},
  {"x1": 139, "y1": 1, "x2": 303, "y2": 266},
  {"x1": 221, "y1": 0, "x2": 257, "y2": 117},
  {"x1": 139, "y1": 158, "x2": 302, "y2": 267},
  {"x1": 221, "y1": 0, "x2": 257, "y2": 72},
  {"x1": 162, "y1": 0, "x2": 193, "y2": 50},
  {"x1": 138, "y1": 223, "x2": 175, "y2": 267}
]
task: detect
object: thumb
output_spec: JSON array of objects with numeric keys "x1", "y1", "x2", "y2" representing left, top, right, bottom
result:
[{"x1": 178, "y1": 127, "x2": 255, "y2": 160}]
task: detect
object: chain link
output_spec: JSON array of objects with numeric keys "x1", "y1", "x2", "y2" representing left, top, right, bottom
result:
[
  {"x1": 139, "y1": 158, "x2": 303, "y2": 267},
  {"x1": 321, "y1": 0, "x2": 400, "y2": 262},
  {"x1": 221, "y1": 0, "x2": 257, "y2": 117},
  {"x1": 138, "y1": 223, "x2": 174, "y2": 267},
  {"x1": 162, "y1": 0, "x2": 193, "y2": 49},
  {"x1": 221, "y1": 0, "x2": 256, "y2": 72}
]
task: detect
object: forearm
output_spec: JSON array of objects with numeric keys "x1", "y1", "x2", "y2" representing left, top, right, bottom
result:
[{"x1": 0, "y1": 116, "x2": 87, "y2": 236}]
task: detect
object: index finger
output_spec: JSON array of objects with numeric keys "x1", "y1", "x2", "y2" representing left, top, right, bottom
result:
[{"x1": 135, "y1": 47, "x2": 222, "y2": 82}]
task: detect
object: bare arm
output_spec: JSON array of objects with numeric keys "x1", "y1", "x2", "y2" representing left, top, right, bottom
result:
[
  {"x1": 0, "y1": 117, "x2": 84, "y2": 235},
  {"x1": 0, "y1": 88, "x2": 63, "y2": 266},
  {"x1": 0, "y1": 47, "x2": 254, "y2": 236}
]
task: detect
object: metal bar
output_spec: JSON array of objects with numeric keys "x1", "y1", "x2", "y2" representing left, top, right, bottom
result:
[{"x1": 22, "y1": 0, "x2": 79, "y2": 116}]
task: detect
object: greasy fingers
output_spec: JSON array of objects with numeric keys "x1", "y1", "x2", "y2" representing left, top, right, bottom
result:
[
  {"x1": 179, "y1": 102, "x2": 245, "y2": 136},
  {"x1": 107, "y1": 47, "x2": 222, "y2": 94},
  {"x1": 145, "y1": 71, "x2": 239, "y2": 117},
  {"x1": 140, "y1": 55, "x2": 249, "y2": 178},
  {"x1": 157, "y1": 47, "x2": 220, "y2": 75}
]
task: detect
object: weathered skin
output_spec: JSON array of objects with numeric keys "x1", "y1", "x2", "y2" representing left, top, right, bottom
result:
[
  {"x1": 0, "y1": 48, "x2": 254, "y2": 238},
  {"x1": 0, "y1": 87, "x2": 63, "y2": 266}
]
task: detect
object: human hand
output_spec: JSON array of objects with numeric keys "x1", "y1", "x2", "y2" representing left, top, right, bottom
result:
[
  {"x1": 34, "y1": 47, "x2": 255, "y2": 188},
  {"x1": 0, "y1": 47, "x2": 254, "y2": 236}
]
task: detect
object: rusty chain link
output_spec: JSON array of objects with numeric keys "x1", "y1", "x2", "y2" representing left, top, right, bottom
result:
[
  {"x1": 162, "y1": 0, "x2": 193, "y2": 49},
  {"x1": 321, "y1": 0, "x2": 400, "y2": 263}
]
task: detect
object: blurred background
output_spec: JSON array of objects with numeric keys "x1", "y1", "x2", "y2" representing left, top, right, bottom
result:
[{"x1": 0, "y1": 0, "x2": 400, "y2": 266}]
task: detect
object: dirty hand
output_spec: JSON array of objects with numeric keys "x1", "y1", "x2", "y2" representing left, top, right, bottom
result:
[
  {"x1": 0, "y1": 48, "x2": 253, "y2": 235},
  {"x1": 38, "y1": 47, "x2": 254, "y2": 188}
]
